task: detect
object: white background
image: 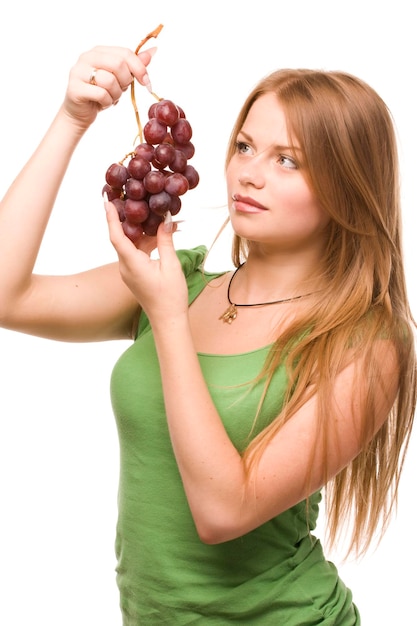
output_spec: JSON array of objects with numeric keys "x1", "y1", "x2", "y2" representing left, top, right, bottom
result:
[{"x1": 0, "y1": 1, "x2": 415, "y2": 624}]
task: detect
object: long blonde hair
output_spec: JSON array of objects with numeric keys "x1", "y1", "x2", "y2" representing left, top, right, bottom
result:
[{"x1": 225, "y1": 69, "x2": 416, "y2": 556}]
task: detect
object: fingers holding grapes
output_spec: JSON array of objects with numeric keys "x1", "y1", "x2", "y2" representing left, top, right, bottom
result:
[
  {"x1": 87, "y1": 46, "x2": 154, "y2": 90},
  {"x1": 104, "y1": 197, "x2": 161, "y2": 298},
  {"x1": 64, "y1": 46, "x2": 155, "y2": 126},
  {"x1": 105, "y1": 196, "x2": 187, "y2": 321}
]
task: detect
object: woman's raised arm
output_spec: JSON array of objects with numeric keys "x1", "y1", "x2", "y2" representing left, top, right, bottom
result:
[{"x1": 0, "y1": 46, "x2": 155, "y2": 341}]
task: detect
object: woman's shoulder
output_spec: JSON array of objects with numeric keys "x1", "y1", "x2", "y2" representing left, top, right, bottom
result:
[
  {"x1": 176, "y1": 245, "x2": 226, "y2": 280},
  {"x1": 176, "y1": 245, "x2": 209, "y2": 273}
]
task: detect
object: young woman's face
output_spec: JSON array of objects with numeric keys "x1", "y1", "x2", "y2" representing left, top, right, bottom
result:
[{"x1": 226, "y1": 93, "x2": 330, "y2": 255}]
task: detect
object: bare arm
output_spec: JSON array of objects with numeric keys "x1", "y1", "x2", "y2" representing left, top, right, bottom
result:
[
  {"x1": 106, "y1": 202, "x2": 400, "y2": 543},
  {"x1": 155, "y1": 331, "x2": 398, "y2": 543},
  {"x1": 0, "y1": 46, "x2": 155, "y2": 341}
]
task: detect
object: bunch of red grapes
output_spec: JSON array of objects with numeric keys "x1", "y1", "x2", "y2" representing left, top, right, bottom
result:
[{"x1": 103, "y1": 98, "x2": 199, "y2": 245}]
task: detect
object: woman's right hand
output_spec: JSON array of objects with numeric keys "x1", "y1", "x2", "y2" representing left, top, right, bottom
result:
[{"x1": 62, "y1": 45, "x2": 156, "y2": 130}]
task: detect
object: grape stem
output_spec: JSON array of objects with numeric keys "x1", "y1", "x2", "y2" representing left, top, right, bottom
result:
[
  {"x1": 134, "y1": 24, "x2": 164, "y2": 55},
  {"x1": 119, "y1": 150, "x2": 135, "y2": 166},
  {"x1": 131, "y1": 24, "x2": 164, "y2": 145}
]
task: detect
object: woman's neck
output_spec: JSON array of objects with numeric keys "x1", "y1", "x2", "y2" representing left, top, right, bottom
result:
[{"x1": 240, "y1": 251, "x2": 325, "y2": 302}]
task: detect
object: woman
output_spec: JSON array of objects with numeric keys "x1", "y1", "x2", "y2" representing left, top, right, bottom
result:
[{"x1": 0, "y1": 45, "x2": 415, "y2": 624}]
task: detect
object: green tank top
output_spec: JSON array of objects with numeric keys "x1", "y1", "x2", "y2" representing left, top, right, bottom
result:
[{"x1": 110, "y1": 246, "x2": 360, "y2": 625}]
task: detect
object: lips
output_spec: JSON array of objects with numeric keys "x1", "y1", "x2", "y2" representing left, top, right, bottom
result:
[{"x1": 232, "y1": 194, "x2": 267, "y2": 213}]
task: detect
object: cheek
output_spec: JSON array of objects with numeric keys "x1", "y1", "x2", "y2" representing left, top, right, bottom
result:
[
  {"x1": 299, "y1": 180, "x2": 328, "y2": 224},
  {"x1": 278, "y1": 185, "x2": 329, "y2": 230},
  {"x1": 302, "y1": 190, "x2": 329, "y2": 229},
  {"x1": 290, "y1": 178, "x2": 321, "y2": 214}
]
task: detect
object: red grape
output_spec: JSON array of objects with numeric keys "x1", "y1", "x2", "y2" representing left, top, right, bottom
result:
[
  {"x1": 125, "y1": 178, "x2": 147, "y2": 200},
  {"x1": 142, "y1": 211, "x2": 163, "y2": 236},
  {"x1": 171, "y1": 118, "x2": 192, "y2": 144},
  {"x1": 149, "y1": 191, "x2": 172, "y2": 215},
  {"x1": 102, "y1": 183, "x2": 122, "y2": 201},
  {"x1": 165, "y1": 172, "x2": 189, "y2": 196},
  {"x1": 154, "y1": 143, "x2": 175, "y2": 167},
  {"x1": 183, "y1": 164, "x2": 200, "y2": 190},
  {"x1": 169, "y1": 149, "x2": 187, "y2": 173},
  {"x1": 124, "y1": 198, "x2": 150, "y2": 224},
  {"x1": 143, "y1": 170, "x2": 166, "y2": 194},
  {"x1": 122, "y1": 221, "x2": 144, "y2": 246},
  {"x1": 177, "y1": 141, "x2": 195, "y2": 159},
  {"x1": 105, "y1": 163, "x2": 129, "y2": 188},
  {"x1": 148, "y1": 103, "x2": 158, "y2": 118},
  {"x1": 169, "y1": 195, "x2": 182, "y2": 215},
  {"x1": 155, "y1": 99, "x2": 180, "y2": 126},
  {"x1": 127, "y1": 156, "x2": 151, "y2": 180},
  {"x1": 134, "y1": 143, "x2": 155, "y2": 161},
  {"x1": 143, "y1": 118, "x2": 168, "y2": 144},
  {"x1": 162, "y1": 132, "x2": 174, "y2": 146},
  {"x1": 112, "y1": 197, "x2": 126, "y2": 222}
]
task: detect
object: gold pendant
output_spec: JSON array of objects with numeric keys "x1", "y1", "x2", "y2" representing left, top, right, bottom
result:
[{"x1": 219, "y1": 304, "x2": 238, "y2": 324}]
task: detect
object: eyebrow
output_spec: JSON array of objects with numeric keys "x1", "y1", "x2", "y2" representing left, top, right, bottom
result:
[{"x1": 238, "y1": 129, "x2": 302, "y2": 154}]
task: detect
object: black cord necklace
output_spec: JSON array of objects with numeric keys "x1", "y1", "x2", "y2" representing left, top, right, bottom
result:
[{"x1": 219, "y1": 264, "x2": 316, "y2": 324}]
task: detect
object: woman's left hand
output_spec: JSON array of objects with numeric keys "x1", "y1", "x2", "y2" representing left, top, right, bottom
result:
[{"x1": 105, "y1": 198, "x2": 188, "y2": 322}]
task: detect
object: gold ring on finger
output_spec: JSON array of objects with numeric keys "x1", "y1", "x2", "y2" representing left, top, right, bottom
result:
[{"x1": 89, "y1": 68, "x2": 98, "y2": 86}]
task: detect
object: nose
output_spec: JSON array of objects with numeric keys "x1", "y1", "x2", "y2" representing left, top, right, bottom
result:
[{"x1": 237, "y1": 157, "x2": 265, "y2": 188}]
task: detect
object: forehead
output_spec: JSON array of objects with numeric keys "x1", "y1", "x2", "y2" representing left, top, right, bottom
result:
[{"x1": 241, "y1": 93, "x2": 290, "y2": 142}]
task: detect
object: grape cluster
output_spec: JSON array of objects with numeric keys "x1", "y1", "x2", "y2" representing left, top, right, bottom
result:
[{"x1": 103, "y1": 99, "x2": 199, "y2": 245}]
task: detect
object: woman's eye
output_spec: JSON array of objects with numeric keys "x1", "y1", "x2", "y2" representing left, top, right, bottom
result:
[
  {"x1": 278, "y1": 155, "x2": 297, "y2": 169},
  {"x1": 235, "y1": 141, "x2": 251, "y2": 154}
]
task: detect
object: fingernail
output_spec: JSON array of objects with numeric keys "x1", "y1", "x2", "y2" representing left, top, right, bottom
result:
[
  {"x1": 142, "y1": 73, "x2": 153, "y2": 93},
  {"x1": 146, "y1": 46, "x2": 158, "y2": 58},
  {"x1": 163, "y1": 211, "x2": 173, "y2": 233}
]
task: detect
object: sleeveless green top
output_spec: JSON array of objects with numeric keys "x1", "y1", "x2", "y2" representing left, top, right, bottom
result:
[{"x1": 110, "y1": 246, "x2": 360, "y2": 625}]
